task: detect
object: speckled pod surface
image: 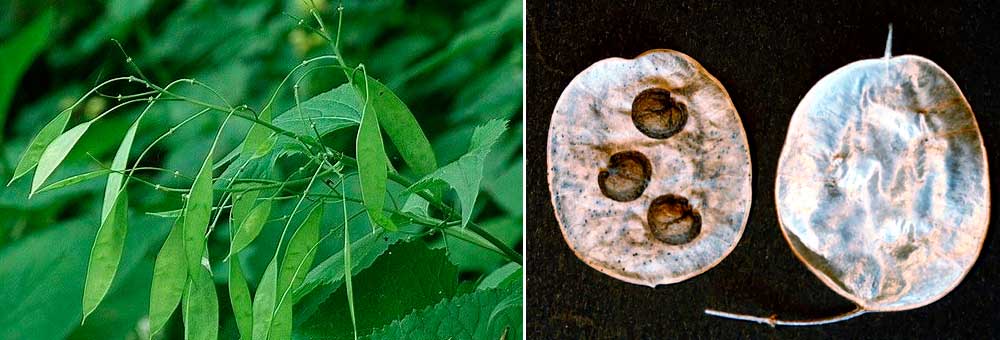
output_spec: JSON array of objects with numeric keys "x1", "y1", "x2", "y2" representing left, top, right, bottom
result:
[
  {"x1": 776, "y1": 54, "x2": 990, "y2": 311},
  {"x1": 547, "y1": 50, "x2": 752, "y2": 286}
]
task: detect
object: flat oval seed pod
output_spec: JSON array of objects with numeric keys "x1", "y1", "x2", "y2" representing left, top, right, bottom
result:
[
  {"x1": 775, "y1": 30, "x2": 989, "y2": 312},
  {"x1": 547, "y1": 50, "x2": 752, "y2": 286}
]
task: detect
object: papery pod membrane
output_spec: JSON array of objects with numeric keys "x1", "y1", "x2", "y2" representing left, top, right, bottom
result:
[
  {"x1": 547, "y1": 50, "x2": 752, "y2": 286},
  {"x1": 775, "y1": 49, "x2": 989, "y2": 311}
]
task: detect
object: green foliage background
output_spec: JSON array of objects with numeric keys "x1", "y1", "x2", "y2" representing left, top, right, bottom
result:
[{"x1": 0, "y1": 0, "x2": 523, "y2": 339}]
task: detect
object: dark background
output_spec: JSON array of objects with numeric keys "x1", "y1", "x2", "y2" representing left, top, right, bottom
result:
[{"x1": 526, "y1": 1, "x2": 1000, "y2": 338}]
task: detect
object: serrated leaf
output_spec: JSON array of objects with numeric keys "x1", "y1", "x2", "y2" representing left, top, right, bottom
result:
[
  {"x1": 218, "y1": 85, "x2": 362, "y2": 185},
  {"x1": 183, "y1": 257, "x2": 219, "y2": 340},
  {"x1": 183, "y1": 154, "x2": 213, "y2": 274},
  {"x1": 407, "y1": 119, "x2": 507, "y2": 227},
  {"x1": 0, "y1": 9, "x2": 53, "y2": 142},
  {"x1": 30, "y1": 121, "x2": 93, "y2": 195},
  {"x1": 366, "y1": 278, "x2": 522, "y2": 340},
  {"x1": 81, "y1": 191, "x2": 128, "y2": 322},
  {"x1": 293, "y1": 229, "x2": 400, "y2": 303},
  {"x1": 354, "y1": 75, "x2": 393, "y2": 231},
  {"x1": 229, "y1": 257, "x2": 253, "y2": 340},
  {"x1": 149, "y1": 216, "x2": 188, "y2": 337},
  {"x1": 365, "y1": 76, "x2": 437, "y2": 176},
  {"x1": 297, "y1": 241, "x2": 458, "y2": 339}
]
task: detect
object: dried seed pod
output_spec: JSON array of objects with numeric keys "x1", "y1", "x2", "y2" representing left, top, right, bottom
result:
[
  {"x1": 776, "y1": 33, "x2": 989, "y2": 312},
  {"x1": 547, "y1": 50, "x2": 752, "y2": 286},
  {"x1": 707, "y1": 27, "x2": 989, "y2": 326}
]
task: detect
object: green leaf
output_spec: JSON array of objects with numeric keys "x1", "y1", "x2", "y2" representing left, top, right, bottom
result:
[
  {"x1": 149, "y1": 216, "x2": 188, "y2": 337},
  {"x1": 365, "y1": 76, "x2": 437, "y2": 176},
  {"x1": 183, "y1": 257, "x2": 219, "y2": 340},
  {"x1": 229, "y1": 257, "x2": 253, "y2": 340},
  {"x1": 229, "y1": 190, "x2": 258, "y2": 340},
  {"x1": 485, "y1": 157, "x2": 523, "y2": 216},
  {"x1": 218, "y1": 84, "x2": 361, "y2": 184},
  {"x1": 228, "y1": 200, "x2": 272, "y2": 258},
  {"x1": 34, "y1": 169, "x2": 111, "y2": 194},
  {"x1": 183, "y1": 154, "x2": 214, "y2": 274},
  {"x1": 446, "y1": 216, "x2": 521, "y2": 273},
  {"x1": 297, "y1": 241, "x2": 458, "y2": 339},
  {"x1": 29, "y1": 120, "x2": 93, "y2": 196},
  {"x1": 243, "y1": 107, "x2": 273, "y2": 160},
  {"x1": 230, "y1": 190, "x2": 260, "y2": 228},
  {"x1": 407, "y1": 119, "x2": 508, "y2": 227},
  {"x1": 101, "y1": 115, "x2": 141, "y2": 220},
  {"x1": 272, "y1": 85, "x2": 361, "y2": 137},
  {"x1": 0, "y1": 217, "x2": 167, "y2": 340},
  {"x1": 354, "y1": 76, "x2": 393, "y2": 231},
  {"x1": 366, "y1": 277, "x2": 522, "y2": 339},
  {"x1": 252, "y1": 260, "x2": 278, "y2": 340},
  {"x1": 0, "y1": 9, "x2": 54, "y2": 142},
  {"x1": 270, "y1": 204, "x2": 323, "y2": 339},
  {"x1": 278, "y1": 205, "x2": 323, "y2": 297},
  {"x1": 477, "y1": 263, "x2": 522, "y2": 290},
  {"x1": 254, "y1": 204, "x2": 323, "y2": 340},
  {"x1": 68, "y1": 259, "x2": 154, "y2": 340},
  {"x1": 81, "y1": 191, "x2": 129, "y2": 322},
  {"x1": 293, "y1": 229, "x2": 400, "y2": 303},
  {"x1": 9, "y1": 109, "x2": 70, "y2": 184}
]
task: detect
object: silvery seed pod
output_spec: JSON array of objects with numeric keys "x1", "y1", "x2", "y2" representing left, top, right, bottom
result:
[
  {"x1": 708, "y1": 26, "x2": 990, "y2": 326},
  {"x1": 547, "y1": 50, "x2": 752, "y2": 286}
]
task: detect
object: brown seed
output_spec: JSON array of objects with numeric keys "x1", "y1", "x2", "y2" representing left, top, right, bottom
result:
[
  {"x1": 631, "y1": 88, "x2": 688, "y2": 139},
  {"x1": 647, "y1": 194, "x2": 701, "y2": 245},
  {"x1": 598, "y1": 151, "x2": 652, "y2": 202}
]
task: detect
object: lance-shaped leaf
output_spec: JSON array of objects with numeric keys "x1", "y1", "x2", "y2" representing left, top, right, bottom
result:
[
  {"x1": 183, "y1": 155, "x2": 214, "y2": 273},
  {"x1": 354, "y1": 75, "x2": 394, "y2": 231},
  {"x1": 29, "y1": 120, "x2": 93, "y2": 196},
  {"x1": 81, "y1": 191, "x2": 128, "y2": 323},
  {"x1": 268, "y1": 205, "x2": 323, "y2": 339},
  {"x1": 149, "y1": 216, "x2": 188, "y2": 337},
  {"x1": 228, "y1": 200, "x2": 271, "y2": 258},
  {"x1": 101, "y1": 115, "x2": 141, "y2": 220},
  {"x1": 252, "y1": 260, "x2": 278, "y2": 340},
  {"x1": 79, "y1": 114, "x2": 144, "y2": 321},
  {"x1": 407, "y1": 119, "x2": 507, "y2": 227},
  {"x1": 228, "y1": 190, "x2": 258, "y2": 340},
  {"x1": 34, "y1": 169, "x2": 111, "y2": 194},
  {"x1": 365, "y1": 76, "x2": 437, "y2": 176},
  {"x1": 243, "y1": 107, "x2": 274, "y2": 160},
  {"x1": 9, "y1": 110, "x2": 71, "y2": 185},
  {"x1": 254, "y1": 205, "x2": 323, "y2": 340},
  {"x1": 183, "y1": 256, "x2": 218, "y2": 340},
  {"x1": 229, "y1": 256, "x2": 253, "y2": 340}
]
